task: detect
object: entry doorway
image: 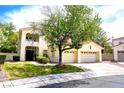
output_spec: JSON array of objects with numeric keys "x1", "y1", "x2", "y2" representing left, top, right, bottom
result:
[{"x1": 25, "y1": 46, "x2": 39, "y2": 61}]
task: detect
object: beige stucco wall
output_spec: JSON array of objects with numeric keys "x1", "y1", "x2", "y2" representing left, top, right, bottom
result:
[
  {"x1": 78, "y1": 42, "x2": 103, "y2": 63},
  {"x1": 112, "y1": 38, "x2": 124, "y2": 61},
  {"x1": 18, "y1": 28, "x2": 103, "y2": 62},
  {"x1": 48, "y1": 42, "x2": 103, "y2": 63},
  {"x1": 48, "y1": 48, "x2": 78, "y2": 63},
  {"x1": 19, "y1": 28, "x2": 48, "y2": 61},
  {"x1": 113, "y1": 38, "x2": 124, "y2": 46},
  {"x1": 48, "y1": 49, "x2": 59, "y2": 62},
  {"x1": 0, "y1": 53, "x2": 19, "y2": 61}
]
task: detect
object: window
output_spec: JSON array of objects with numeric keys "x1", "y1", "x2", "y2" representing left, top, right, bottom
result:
[
  {"x1": 26, "y1": 33, "x2": 39, "y2": 42},
  {"x1": 119, "y1": 41, "x2": 123, "y2": 44},
  {"x1": 90, "y1": 45, "x2": 92, "y2": 49},
  {"x1": 43, "y1": 50, "x2": 48, "y2": 54}
]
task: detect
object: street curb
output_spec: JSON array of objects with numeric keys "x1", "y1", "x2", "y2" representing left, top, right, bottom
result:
[{"x1": 0, "y1": 71, "x2": 95, "y2": 88}]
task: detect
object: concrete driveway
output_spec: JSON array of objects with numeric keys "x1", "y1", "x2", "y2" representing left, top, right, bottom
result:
[
  {"x1": 40, "y1": 62, "x2": 124, "y2": 88},
  {"x1": 72, "y1": 62, "x2": 124, "y2": 77}
]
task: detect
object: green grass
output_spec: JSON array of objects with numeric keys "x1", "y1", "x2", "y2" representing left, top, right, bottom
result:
[{"x1": 2, "y1": 62, "x2": 86, "y2": 80}]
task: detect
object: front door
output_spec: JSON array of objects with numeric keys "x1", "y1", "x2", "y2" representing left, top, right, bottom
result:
[{"x1": 26, "y1": 50, "x2": 35, "y2": 61}]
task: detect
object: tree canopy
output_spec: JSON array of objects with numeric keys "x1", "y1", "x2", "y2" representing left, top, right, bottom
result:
[
  {"x1": 0, "y1": 22, "x2": 18, "y2": 53},
  {"x1": 93, "y1": 30, "x2": 112, "y2": 53},
  {"x1": 31, "y1": 5, "x2": 102, "y2": 66}
]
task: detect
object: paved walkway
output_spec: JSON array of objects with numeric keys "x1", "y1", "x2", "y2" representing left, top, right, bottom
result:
[
  {"x1": 0, "y1": 70, "x2": 8, "y2": 82},
  {"x1": 0, "y1": 71, "x2": 94, "y2": 88}
]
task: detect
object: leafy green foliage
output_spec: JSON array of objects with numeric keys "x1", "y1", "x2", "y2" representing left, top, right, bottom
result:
[
  {"x1": 41, "y1": 6, "x2": 101, "y2": 49},
  {"x1": 93, "y1": 30, "x2": 112, "y2": 53},
  {"x1": 36, "y1": 55, "x2": 49, "y2": 64},
  {"x1": 0, "y1": 22, "x2": 18, "y2": 53},
  {"x1": 3, "y1": 62, "x2": 85, "y2": 80},
  {"x1": 31, "y1": 5, "x2": 102, "y2": 65}
]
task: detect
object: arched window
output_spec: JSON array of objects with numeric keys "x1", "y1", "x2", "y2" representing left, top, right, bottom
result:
[
  {"x1": 26, "y1": 33, "x2": 39, "y2": 42},
  {"x1": 26, "y1": 33, "x2": 31, "y2": 40}
]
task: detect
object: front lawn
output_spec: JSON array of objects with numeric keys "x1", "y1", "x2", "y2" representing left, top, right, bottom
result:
[{"x1": 2, "y1": 62, "x2": 86, "y2": 80}]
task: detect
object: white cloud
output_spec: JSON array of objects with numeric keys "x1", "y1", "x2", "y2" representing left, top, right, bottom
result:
[
  {"x1": 90, "y1": 5, "x2": 124, "y2": 38},
  {"x1": 4, "y1": 5, "x2": 64, "y2": 30},
  {"x1": 101, "y1": 16, "x2": 124, "y2": 38},
  {"x1": 5, "y1": 6, "x2": 45, "y2": 30},
  {"x1": 90, "y1": 5, "x2": 124, "y2": 21},
  {"x1": 4, "y1": 5, "x2": 124, "y2": 38}
]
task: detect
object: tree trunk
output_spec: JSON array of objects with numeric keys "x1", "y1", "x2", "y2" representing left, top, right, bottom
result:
[{"x1": 58, "y1": 46, "x2": 62, "y2": 66}]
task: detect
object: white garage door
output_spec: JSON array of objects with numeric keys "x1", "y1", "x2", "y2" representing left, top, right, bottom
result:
[
  {"x1": 118, "y1": 51, "x2": 124, "y2": 61},
  {"x1": 80, "y1": 51, "x2": 97, "y2": 62},
  {"x1": 62, "y1": 50, "x2": 77, "y2": 63}
]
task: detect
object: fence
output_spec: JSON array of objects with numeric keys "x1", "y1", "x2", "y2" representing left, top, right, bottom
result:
[
  {"x1": 0, "y1": 53, "x2": 19, "y2": 61},
  {"x1": 102, "y1": 53, "x2": 114, "y2": 61}
]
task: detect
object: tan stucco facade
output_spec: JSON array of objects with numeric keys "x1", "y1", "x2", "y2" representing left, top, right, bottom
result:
[
  {"x1": 112, "y1": 37, "x2": 124, "y2": 61},
  {"x1": 18, "y1": 28, "x2": 48, "y2": 61},
  {"x1": 78, "y1": 42, "x2": 103, "y2": 63},
  {"x1": 48, "y1": 42, "x2": 103, "y2": 63},
  {"x1": 113, "y1": 44, "x2": 124, "y2": 61},
  {"x1": 18, "y1": 28, "x2": 103, "y2": 63}
]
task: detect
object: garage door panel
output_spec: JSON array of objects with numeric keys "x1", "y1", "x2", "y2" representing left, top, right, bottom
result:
[
  {"x1": 118, "y1": 51, "x2": 124, "y2": 61},
  {"x1": 80, "y1": 51, "x2": 97, "y2": 62},
  {"x1": 62, "y1": 50, "x2": 77, "y2": 63}
]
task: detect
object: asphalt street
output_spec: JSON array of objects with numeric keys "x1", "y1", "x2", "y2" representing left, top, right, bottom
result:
[{"x1": 40, "y1": 74, "x2": 124, "y2": 88}]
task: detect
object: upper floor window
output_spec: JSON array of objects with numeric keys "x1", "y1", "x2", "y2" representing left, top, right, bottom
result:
[
  {"x1": 26, "y1": 33, "x2": 39, "y2": 42},
  {"x1": 119, "y1": 41, "x2": 124, "y2": 45},
  {"x1": 90, "y1": 45, "x2": 92, "y2": 49}
]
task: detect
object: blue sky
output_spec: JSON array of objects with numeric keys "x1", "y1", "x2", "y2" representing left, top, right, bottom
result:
[
  {"x1": 0, "y1": 5, "x2": 124, "y2": 38},
  {"x1": 0, "y1": 5, "x2": 25, "y2": 21},
  {"x1": 0, "y1": 5, "x2": 24, "y2": 15}
]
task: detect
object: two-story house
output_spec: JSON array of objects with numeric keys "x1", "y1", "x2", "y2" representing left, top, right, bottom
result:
[
  {"x1": 113, "y1": 37, "x2": 124, "y2": 61},
  {"x1": 18, "y1": 27, "x2": 103, "y2": 63},
  {"x1": 18, "y1": 27, "x2": 48, "y2": 61}
]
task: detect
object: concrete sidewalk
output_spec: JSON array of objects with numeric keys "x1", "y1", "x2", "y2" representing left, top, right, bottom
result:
[
  {"x1": 0, "y1": 70, "x2": 7, "y2": 82},
  {"x1": 0, "y1": 71, "x2": 94, "y2": 88}
]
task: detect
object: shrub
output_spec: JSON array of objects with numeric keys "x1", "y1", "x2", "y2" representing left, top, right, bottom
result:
[
  {"x1": 13, "y1": 56, "x2": 20, "y2": 61},
  {"x1": 43, "y1": 53, "x2": 49, "y2": 58},
  {"x1": 0, "y1": 55, "x2": 6, "y2": 64},
  {"x1": 36, "y1": 55, "x2": 49, "y2": 64}
]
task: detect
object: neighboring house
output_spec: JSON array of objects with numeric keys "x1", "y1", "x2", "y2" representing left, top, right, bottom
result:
[
  {"x1": 113, "y1": 37, "x2": 124, "y2": 61},
  {"x1": 18, "y1": 27, "x2": 103, "y2": 63}
]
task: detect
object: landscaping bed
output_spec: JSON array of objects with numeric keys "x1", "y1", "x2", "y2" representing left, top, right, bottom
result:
[{"x1": 2, "y1": 62, "x2": 86, "y2": 80}]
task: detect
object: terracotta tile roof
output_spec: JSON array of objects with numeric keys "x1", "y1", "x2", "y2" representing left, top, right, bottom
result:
[
  {"x1": 19, "y1": 27, "x2": 31, "y2": 31},
  {"x1": 113, "y1": 43, "x2": 124, "y2": 47},
  {"x1": 112, "y1": 36, "x2": 124, "y2": 40}
]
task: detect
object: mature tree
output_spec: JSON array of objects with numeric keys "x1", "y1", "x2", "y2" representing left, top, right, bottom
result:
[
  {"x1": 32, "y1": 5, "x2": 102, "y2": 66},
  {"x1": 0, "y1": 22, "x2": 17, "y2": 53},
  {"x1": 93, "y1": 30, "x2": 112, "y2": 53}
]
